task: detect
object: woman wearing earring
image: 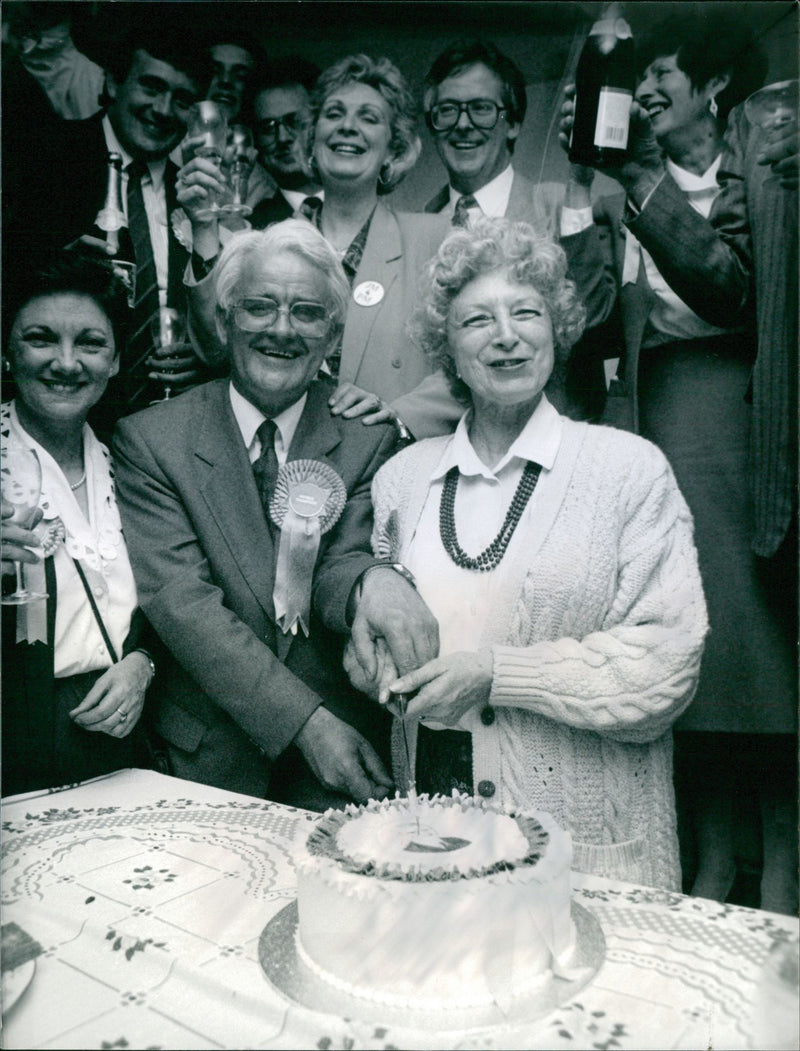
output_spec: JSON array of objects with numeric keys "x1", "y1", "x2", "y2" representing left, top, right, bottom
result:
[
  {"x1": 180, "y1": 54, "x2": 458, "y2": 438},
  {"x1": 1, "y1": 251, "x2": 156, "y2": 795},
  {"x1": 559, "y1": 13, "x2": 796, "y2": 912}
]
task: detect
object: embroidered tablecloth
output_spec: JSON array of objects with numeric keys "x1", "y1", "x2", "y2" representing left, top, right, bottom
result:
[{"x1": 2, "y1": 769, "x2": 797, "y2": 1050}]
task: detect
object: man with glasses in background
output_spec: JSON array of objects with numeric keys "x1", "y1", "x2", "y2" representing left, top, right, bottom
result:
[
  {"x1": 422, "y1": 40, "x2": 542, "y2": 226},
  {"x1": 249, "y1": 56, "x2": 322, "y2": 228},
  {"x1": 115, "y1": 220, "x2": 439, "y2": 807}
]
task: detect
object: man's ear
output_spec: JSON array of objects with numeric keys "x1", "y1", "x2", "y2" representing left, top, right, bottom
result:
[
  {"x1": 106, "y1": 70, "x2": 119, "y2": 103},
  {"x1": 215, "y1": 307, "x2": 228, "y2": 346},
  {"x1": 506, "y1": 121, "x2": 521, "y2": 146}
]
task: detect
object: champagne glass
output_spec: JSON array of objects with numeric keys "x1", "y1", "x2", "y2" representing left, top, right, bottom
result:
[
  {"x1": 744, "y1": 80, "x2": 798, "y2": 181},
  {"x1": 1, "y1": 443, "x2": 47, "y2": 605},
  {"x1": 222, "y1": 124, "x2": 254, "y2": 218},
  {"x1": 149, "y1": 307, "x2": 188, "y2": 403},
  {"x1": 186, "y1": 100, "x2": 228, "y2": 220}
]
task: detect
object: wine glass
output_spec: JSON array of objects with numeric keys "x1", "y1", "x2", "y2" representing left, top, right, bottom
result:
[
  {"x1": 744, "y1": 80, "x2": 798, "y2": 180},
  {"x1": 222, "y1": 124, "x2": 255, "y2": 219},
  {"x1": 149, "y1": 307, "x2": 188, "y2": 403},
  {"x1": 1, "y1": 442, "x2": 47, "y2": 605},
  {"x1": 185, "y1": 100, "x2": 228, "y2": 220}
]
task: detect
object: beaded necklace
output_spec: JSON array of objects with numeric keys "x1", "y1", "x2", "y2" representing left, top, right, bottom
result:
[{"x1": 439, "y1": 461, "x2": 542, "y2": 572}]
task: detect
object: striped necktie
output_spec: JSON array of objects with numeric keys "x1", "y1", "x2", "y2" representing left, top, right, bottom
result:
[
  {"x1": 124, "y1": 159, "x2": 161, "y2": 411},
  {"x1": 253, "y1": 418, "x2": 280, "y2": 520},
  {"x1": 452, "y1": 193, "x2": 478, "y2": 227}
]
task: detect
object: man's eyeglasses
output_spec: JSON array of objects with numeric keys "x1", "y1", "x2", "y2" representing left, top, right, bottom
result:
[
  {"x1": 254, "y1": 112, "x2": 303, "y2": 140},
  {"x1": 233, "y1": 297, "x2": 330, "y2": 337},
  {"x1": 426, "y1": 99, "x2": 507, "y2": 132}
]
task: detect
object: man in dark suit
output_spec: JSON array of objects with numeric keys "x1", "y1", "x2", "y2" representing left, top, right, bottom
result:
[
  {"x1": 249, "y1": 56, "x2": 323, "y2": 229},
  {"x1": 422, "y1": 40, "x2": 547, "y2": 226},
  {"x1": 3, "y1": 19, "x2": 210, "y2": 435},
  {"x1": 114, "y1": 220, "x2": 438, "y2": 805}
]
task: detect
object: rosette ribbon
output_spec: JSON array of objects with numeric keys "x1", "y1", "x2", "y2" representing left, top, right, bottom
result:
[
  {"x1": 15, "y1": 518, "x2": 64, "y2": 645},
  {"x1": 269, "y1": 460, "x2": 347, "y2": 637}
]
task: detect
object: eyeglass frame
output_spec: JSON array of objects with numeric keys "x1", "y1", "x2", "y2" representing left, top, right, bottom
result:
[
  {"x1": 426, "y1": 98, "x2": 508, "y2": 133},
  {"x1": 254, "y1": 112, "x2": 304, "y2": 140},
  {"x1": 231, "y1": 296, "x2": 332, "y2": 337}
]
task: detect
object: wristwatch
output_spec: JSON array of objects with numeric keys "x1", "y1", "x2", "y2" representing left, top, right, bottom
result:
[{"x1": 362, "y1": 560, "x2": 417, "y2": 589}]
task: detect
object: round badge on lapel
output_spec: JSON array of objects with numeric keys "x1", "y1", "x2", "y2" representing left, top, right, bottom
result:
[{"x1": 353, "y1": 281, "x2": 385, "y2": 307}]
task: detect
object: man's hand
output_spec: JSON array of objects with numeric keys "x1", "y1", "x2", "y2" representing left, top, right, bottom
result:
[
  {"x1": 559, "y1": 84, "x2": 666, "y2": 203},
  {"x1": 349, "y1": 568, "x2": 439, "y2": 685},
  {"x1": 176, "y1": 150, "x2": 228, "y2": 227},
  {"x1": 1, "y1": 500, "x2": 43, "y2": 577},
  {"x1": 389, "y1": 651, "x2": 493, "y2": 726},
  {"x1": 146, "y1": 339, "x2": 204, "y2": 390},
  {"x1": 757, "y1": 120, "x2": 799, "y2": 189},
  {"x1": 344, "y1": 635, "x2": 400, "y2": 708},
  {"x1": 294, "y1": 706, "x2": 393, "y2": 803}
]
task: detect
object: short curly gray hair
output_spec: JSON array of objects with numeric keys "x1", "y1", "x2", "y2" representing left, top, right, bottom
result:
[
  {"x1": 410, "y1": 217, "x2": 586, "y2": 405},
  {"x1": 306, "y1": 54, "x2": 421, "y2": 195}
]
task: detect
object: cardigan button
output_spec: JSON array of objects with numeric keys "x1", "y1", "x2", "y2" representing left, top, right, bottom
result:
[
  {"x1": 480, "y1": 706, "x2": 495, "y2": 726},
  {"x1": 477, "y1": 779, "x2": 495, "y2": 798},
  {"x1": 391, "y1": 358, "x2": 402, "y2": 369}
]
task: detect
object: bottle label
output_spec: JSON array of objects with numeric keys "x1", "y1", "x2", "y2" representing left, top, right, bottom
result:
[{"x1": 594, "y1": 87, "x2": 632, "y2": 148}]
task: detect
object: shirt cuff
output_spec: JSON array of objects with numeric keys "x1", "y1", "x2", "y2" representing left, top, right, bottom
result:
[{"x1": 560, "y1": 205, "x2": 594, "y2": 237}]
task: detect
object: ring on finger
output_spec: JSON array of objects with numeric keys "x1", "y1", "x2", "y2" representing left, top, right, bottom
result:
[{"x1": 117, "y1": 708, "x2": 127, "y2": 722}]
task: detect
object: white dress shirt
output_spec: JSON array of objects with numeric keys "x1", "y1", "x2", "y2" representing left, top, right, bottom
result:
[
  {"x1": 281, "y1": 187, "x2": 324, "y2": 213},
  {"x1": 102, "y1": 115, "x2": 170, "y2": 305},
  {"x1": 404, "y1": 395, "x2": 563, "y2": 731},
  {"x1": 229, "y1": 383, "x2": 307, "y2": 465},
  {"x1": 7, "y1": 403, "x2": 137, "y2": 677},
  {"x1": 447, "y1": 163, "x2": 515, "y2": 220}
]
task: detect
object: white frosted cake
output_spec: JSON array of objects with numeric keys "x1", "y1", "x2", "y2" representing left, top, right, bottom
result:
[{"x1": 294, "y1": 792, "x2": 577, "y2": 1010}]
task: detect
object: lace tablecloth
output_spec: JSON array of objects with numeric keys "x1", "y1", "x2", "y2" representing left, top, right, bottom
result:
[{"x1": 2, "y1": 769, "x2": 797, "y2": 1050}]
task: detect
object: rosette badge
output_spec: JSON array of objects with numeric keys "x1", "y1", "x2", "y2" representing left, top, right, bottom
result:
[{"x1": 269, "y1": 460, "x2": 347, "y2": 636}]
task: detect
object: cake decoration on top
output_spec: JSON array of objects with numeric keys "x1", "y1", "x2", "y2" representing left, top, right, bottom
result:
[{"x1": 306, "y1": 791, "x2": 550, "y2": 882}]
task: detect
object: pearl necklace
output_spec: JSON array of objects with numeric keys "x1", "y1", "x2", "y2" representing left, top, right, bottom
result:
[
  {"x1": 439, "y1": 462, "x2": 542, "y2": 572},
  {"x1": 69, "y1": 469, "x2": 87, "y2": 491}
]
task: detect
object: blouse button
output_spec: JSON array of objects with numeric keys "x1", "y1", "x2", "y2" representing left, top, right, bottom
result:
[
  {"x1": 480, "y1": 706, "x2": 495, "y2": 726},
  {"x1": 477, "y1": 779, "x2": 495, "y2": 798},
  {"x1": 391, "y1": 358, "x2": 402, "y2": 369}
]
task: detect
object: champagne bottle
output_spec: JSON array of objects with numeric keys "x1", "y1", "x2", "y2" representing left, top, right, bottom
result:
[
  {"x1": 94, "y1": 153, "x2": 126, "y2": 256},
  {"x1": 569, "y1": 3, "x2": 635, "y2": 168}
]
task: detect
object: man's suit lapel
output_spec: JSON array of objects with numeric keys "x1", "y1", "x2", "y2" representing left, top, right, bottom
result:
[
  {"x1": 194, "y1": 383, "x2": 278, "y2": 620},
  {"x1": 424, "y1": 184, "x2": 450, "y2": 214},
  {"x1": 340, "y1": 204, "x2": 402, "y2": 384}
]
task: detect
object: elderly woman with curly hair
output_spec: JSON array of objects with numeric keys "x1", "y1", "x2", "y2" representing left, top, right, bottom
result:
[
  {"x1": 346, "y1": 217, "x2": 708, "y2": 890},
  {"x1": 182, "y1": 53, "x2": 458, "y2": 438}
]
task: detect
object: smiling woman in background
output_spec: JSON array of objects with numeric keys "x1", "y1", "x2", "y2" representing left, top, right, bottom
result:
[
  {"x1": 346, "y1": 217, "x2": 708, "y2": 891},
  {"x1": 181, "y1": 53, "x2": 458, "y2": 438},
  {"x1": 1, "y1": 251, "x2": 156, "y2": 796},
  {"x1": 559, "y1": 12, "x2": 797, "y2": 913}
]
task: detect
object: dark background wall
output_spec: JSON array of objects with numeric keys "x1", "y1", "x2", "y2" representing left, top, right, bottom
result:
[{"x1": 52, "y1": 1, "x2": 800, "y2": 207}]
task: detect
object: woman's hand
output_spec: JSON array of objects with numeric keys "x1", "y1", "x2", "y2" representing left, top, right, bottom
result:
[
  {"x1": 1, "y1": 500, "x2": 43, "y2": 577},
  {"x1": 69, "y1": 651, "x2": 152, "y2": 738},
  {"x1": 328, "y1": 382, "x2": 398, "y2": 425},
  {"x1": 344, "y1": 636, "x2": 400, "y2": 709},
  {"x1": 559, "y1": 83, "x2": 666, "y2": 201},
  {"x1": 388, "y1": 651, "x2": 493, "y2": 726}
]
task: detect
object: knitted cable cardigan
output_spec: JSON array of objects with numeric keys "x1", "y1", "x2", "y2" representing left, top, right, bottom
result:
[{"x1": 372, "y1": 416, "x2": 708, "y2": 890}]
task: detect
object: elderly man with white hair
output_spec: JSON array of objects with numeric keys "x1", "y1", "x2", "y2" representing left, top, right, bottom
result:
[{"x1": 114, "y1": 219, "x2": 438, "y2": 807}]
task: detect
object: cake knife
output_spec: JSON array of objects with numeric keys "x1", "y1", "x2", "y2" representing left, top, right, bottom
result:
[{"x1": 395, "y1": 692, "x2": 420, "y2": 833}]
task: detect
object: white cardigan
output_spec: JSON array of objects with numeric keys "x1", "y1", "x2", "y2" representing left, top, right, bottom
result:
[{"x1": 371, "y1": 417, "x2": 708, "y2": 890}]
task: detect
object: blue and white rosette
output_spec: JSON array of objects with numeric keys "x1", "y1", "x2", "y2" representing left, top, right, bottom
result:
[{"x1": 269, "y1": 459, "x2": 347, "y2": 636}]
